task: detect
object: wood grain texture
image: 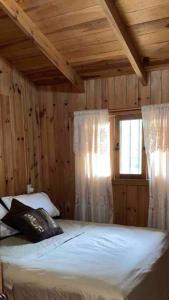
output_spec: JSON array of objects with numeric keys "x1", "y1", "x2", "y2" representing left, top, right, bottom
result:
[
  {"x1": 0, "y1": 264, "x2": 2, "y2": 294},
  {"x1": 37, "y1": 68, "x2": 169, "y2": 222},
  {"x1": 0, "y1": 56, "x2": 42, "y2": 198},
  {"x1": 113, "y1": 185, "x2": 126, "y2": 225},
  {"x1": 0, "y1": 0, "x2": 84, "y2": 92},
  {"x1": 99, "y1": 0, "x2": 147, "y2": 84},
  {"x1": 1, "y1": 54, "x2": 169, "y2": 223},
  {"x1": 0, "y1": 1, "x2": 168, "y2": 85}
]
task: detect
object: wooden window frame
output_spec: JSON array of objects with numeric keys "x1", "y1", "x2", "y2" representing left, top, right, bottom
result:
[{"x1": 111, "y1": 112, "x2": 147, "y2": 180}]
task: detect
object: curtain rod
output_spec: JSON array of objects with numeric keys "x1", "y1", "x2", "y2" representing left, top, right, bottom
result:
[
  {"x1": 69, "y1": 108, "x2": 141, "y2": 117},
  {"x1": 109, "y1": 108, "x2": 141, "y2": 114}
]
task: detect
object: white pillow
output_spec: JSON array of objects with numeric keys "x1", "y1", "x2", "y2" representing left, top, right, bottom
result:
[
  {"x1": 1, "y1": 192, "x2": 60, "y2": 217},
  {"x1": 0, "y1": 203, "x2": 7, "y2": 219},
  {"x1": 0, "y1": 221, "x2": 19, "y2": 240}
]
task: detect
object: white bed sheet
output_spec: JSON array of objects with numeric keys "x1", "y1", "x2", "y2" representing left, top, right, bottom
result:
[{"x1": 1, "y1": 220, "x2": 169, "y2": 300}]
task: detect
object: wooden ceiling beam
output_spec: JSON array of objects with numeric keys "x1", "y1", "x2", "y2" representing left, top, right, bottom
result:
[
  {"x1": 99, "y1": 0, "x2": 147, "y2": 85},
  {"x1": 0, "y1": 0, "x2": 84, "y2": 92}
]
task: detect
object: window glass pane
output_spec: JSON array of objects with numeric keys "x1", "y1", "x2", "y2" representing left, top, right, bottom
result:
[{"x1": 120, "y1": 119, "x2": 142, "y2": 175}]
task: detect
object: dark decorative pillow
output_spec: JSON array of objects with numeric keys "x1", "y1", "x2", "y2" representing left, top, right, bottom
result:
[
  {"x1": 0, "y1": 199, "x2": 20, "y2": 240},
  {"x1": 2, "y1": 199, "x2": 63, "y2": 242},
  {"x1": 2, "y1": 199, "x2": 32, "y2": 229}
]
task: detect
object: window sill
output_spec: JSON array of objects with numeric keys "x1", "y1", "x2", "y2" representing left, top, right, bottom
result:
[{"x1": 112, "y1": 178, "x2": 149, "y2": 186}]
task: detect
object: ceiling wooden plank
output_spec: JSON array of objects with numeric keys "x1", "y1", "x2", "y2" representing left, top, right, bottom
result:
[
  {"x1": 0, "y1": 0, "x2": 84, "y2": 92},
  {"x1": 99, "y1": 0, "x2": 147, "y2": 85}
]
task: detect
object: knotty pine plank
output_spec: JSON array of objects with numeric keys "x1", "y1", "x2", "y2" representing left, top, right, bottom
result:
[
  {"x1": 126, "y1": 185, "x2": 138, "y2": 226},
  {"x1": 162, "y1": 69, "x2": 169, "y2": 103},
  {"x1": 150, "y1": 70, "x2": 162, "y2": 104},
  {"x1": 1, "y1": 94, "x2": 15, "y2": 195},
  {"x1": 0, "y1": 97, "x2": 6, "y2": 196}
]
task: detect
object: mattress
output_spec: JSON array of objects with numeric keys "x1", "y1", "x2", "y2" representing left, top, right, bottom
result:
[{"x1": 0, "y1": 220, "x2": 169, "y2": 300}]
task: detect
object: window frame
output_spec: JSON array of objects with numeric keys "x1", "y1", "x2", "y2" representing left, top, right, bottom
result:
[{"x1": 113, "y1": 112, "x2": 146, "y2": 179}]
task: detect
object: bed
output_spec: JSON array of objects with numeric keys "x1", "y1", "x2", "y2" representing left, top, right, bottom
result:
[{"x1": 1, "y1": 219, "x2": 169, "y2": 300}]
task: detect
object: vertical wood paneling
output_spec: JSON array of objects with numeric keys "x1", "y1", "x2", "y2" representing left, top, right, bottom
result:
[
  {"x1": 113, "y1": 182, "x2": 149, "y2": 227},
  {"x1": 37, "y1": 68, "x2": 169, "y2": 221},
  {"x1": 95, "y1": 79, "x2": 102, "y2": 109},
  {"x1": 126, "y1": 186, "x2": 138, "y2": 226},
  {"x1": 113, "y1": 185, "x2": 126, "y2": 225},
  {"x1": 32, "y1": 89, "x2": 42, "y2": 191},
  {"x1": 162, "y1": 70, "x2": 169, "y2": 103},
  {"x1": 138, "y1": 185, "x2": 149, "y2": 227},
  {"x1": 38, "y1": 69, "x2": 169, "y2": 221},
  {"x1": 46, "y1": 91, "x2": 57, "y2": 200},
  {"x1": 12, "y1": 93, "x2": 26, "y2": 194},
  {"x1": 138, "y1": 75, "x2": 151, "y2": 106},
  {"x1": 0, "y1": 56, "x2": 42, "y2": 197},
  {"x1": 100, "y1": 79, "x2": 109, "y2": 109},
  {"x1": 39, "y1": 90, "x2": 50, "y2": 194},
  {"x1": 69, "y1": 91, "x2": 86, "y2": 113},
  {"x1": 0, "y1": 98, "x2": 6, "y2": 196},
  {"x1": 126, "y1": 74, "x2": 139, "y2": 108},
  {"x1": 1, "y1": 53, "x2": 168, "y2": 223},
  {"x1": 0, "y1": 57, "x2": 11, "y2": 96},
  {"x1": 114, "y1": 76, "x2": 127, "y2": 109},
  {"x1": 1, "y1": 95, "x2": 15, "y2": 195},
  {"x1": 86, "y1": 80, "x2": 95, "y2": 109},
  {"x1": 53, "y1": 92, "x2": 65, "y2": 214},
  {"x1": 106, "y1": 77, "x2": 115, "y2": 109},
  {"x1": 23, "y1": 81, "x2": 36, "y2": 189},
  {"x1": 150, "y1": 70, "x2": 162, "y2": 104}
]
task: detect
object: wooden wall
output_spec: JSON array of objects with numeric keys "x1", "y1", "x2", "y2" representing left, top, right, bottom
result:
[
  {"x1": 38, "y1": 69, "x2": 169, "y2": 224},
  {"x1": 1, "y1": 58, "x2": 169, "y2": 225},
  {"x1": 0, "y1": 57, "x2": 42, "y2": 198}
]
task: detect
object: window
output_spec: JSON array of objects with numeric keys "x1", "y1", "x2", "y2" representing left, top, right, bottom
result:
[
  {"x1": 120, "y1": 119, "x2": 142, "y2": 175},
  {"x1": 114, "y1": 114, "x2": 146, "y2": 178}
]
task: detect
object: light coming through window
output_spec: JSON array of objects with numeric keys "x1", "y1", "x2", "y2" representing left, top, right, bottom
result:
[{"x1": 120, "y1": 119, "x2": 142, "y2": 175}]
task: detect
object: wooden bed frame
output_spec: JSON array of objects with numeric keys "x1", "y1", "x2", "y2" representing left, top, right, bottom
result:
[
  {"x1": 0, "y1": 263, "x2": 7, "y2": 300},
  {"x1": 0, "y1": 258, "x2": 169, "y2": 300}
]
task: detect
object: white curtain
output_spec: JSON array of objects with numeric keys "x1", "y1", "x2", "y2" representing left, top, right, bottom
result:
[
  {"x1": 74, "y1": 109, "x2": 113, "y2": 223},
  {"x1": 142, "y1": 104, "x2": 169, "y2": 230}
]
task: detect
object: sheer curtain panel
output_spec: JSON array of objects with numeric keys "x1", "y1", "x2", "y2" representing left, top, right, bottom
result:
[
  {"x1": 74, "y1": 110, "x2": 113, "y2": 223},
  {"x1": 142, "y1": 104, "x2": 169, "y2": 230}
]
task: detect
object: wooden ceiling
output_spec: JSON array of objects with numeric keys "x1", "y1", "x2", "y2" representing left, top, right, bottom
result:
[{"x1": 0, "y1": 0, "x2": 169, "y2": 88}]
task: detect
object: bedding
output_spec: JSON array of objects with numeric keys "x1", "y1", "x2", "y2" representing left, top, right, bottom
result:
[
  {"x1": 1, "y1": 192, "x2": 60, "y2": 217},
  {"x1": 0, "y1": 222, "x2": 18, "y2": 240},
  {"x1": 1, "y1": 220, "x2": 169, "y2": 300},
  {"x1": 2, "y1": 199, "x2": 32, "y2": 229},
  {"x1": 2, "y1": 199, "x2": 63, "y2": 242},
  {"x1": 0, "y1": 203, "x2": 19, "y2": 240}
]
